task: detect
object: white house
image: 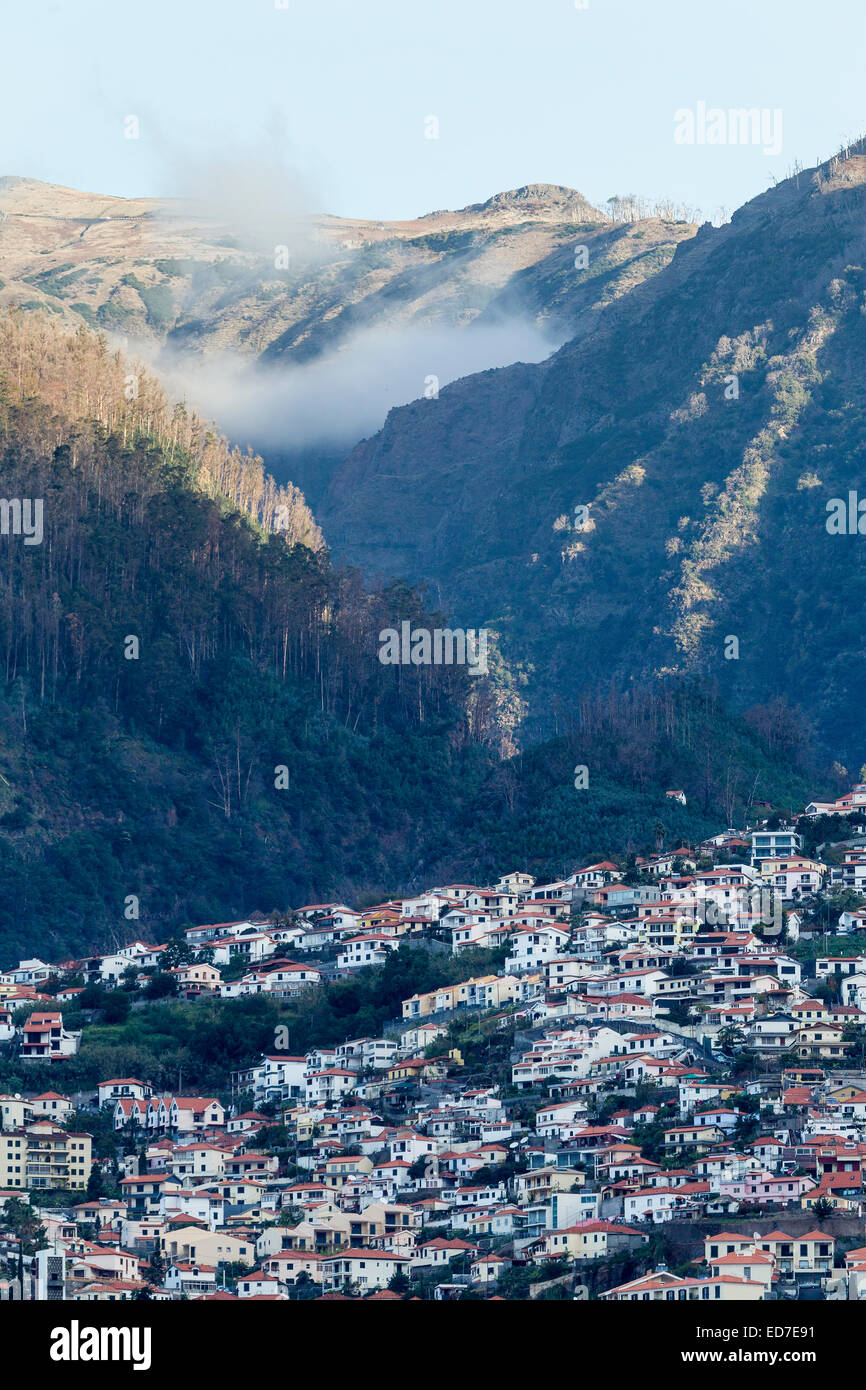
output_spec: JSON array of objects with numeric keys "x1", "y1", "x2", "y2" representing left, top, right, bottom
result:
[
  {"x1": 842, "y1": 973, "x2": 866, "y2": 1010},
  {"x1": 0, "y1": 958, "x2": 54, "y2": 987},
  {"x1": 19, "y1": 1012, "x2": 80, "y2": 1062},
  {"x1": 506, "y1": 925, "x2": 570, "y2": 973},
  {"x1": 169, "y1": 1098, "x2": 225, "y2": 1132},
  {"x1": 304, "y1": 1069, "x2": 356, "y2": 1106},
  {"x1": 98, "y1": 1078, "x2": 153, "y2": 1107},
  {"x1": 165, "y1": 1261, "x2": 218, "y2": 1296},
  {"x1": 321, "y1": 1248, "x2": 411, "y2": 1293},
  {"x1": 337, "y1": 935, "x2": 401, "y2": 970}
]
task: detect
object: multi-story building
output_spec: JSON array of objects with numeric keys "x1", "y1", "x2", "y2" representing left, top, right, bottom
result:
[
  {"x1": 750, "y1": 828, "x2": 802, "y2": 866},
  {"x1": 19, "y1": 1011, "x2": 80, "y2": 1062},
  {"x1": 0, "y1": 1122, "x2": 92, "y2": 1190}
]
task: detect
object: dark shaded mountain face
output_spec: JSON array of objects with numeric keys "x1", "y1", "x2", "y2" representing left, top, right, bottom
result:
[{"x1": 319, "y1": 148, "x2": 866, "y2": 766}]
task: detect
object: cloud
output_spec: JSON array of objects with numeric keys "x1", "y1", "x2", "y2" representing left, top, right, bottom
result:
[
  {"x1": 142, "y1": 317, "x2": 561, "y2": 454},
  {"x1": 121, "y1": 122, "x2": 563, "y2": 457},
  {"x1": 149, "y1": 117, "x2": 327, "y2": 258}
]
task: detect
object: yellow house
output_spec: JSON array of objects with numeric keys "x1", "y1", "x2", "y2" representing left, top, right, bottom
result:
[
  {"x1": 402, "y1": 973, "x2": 526, "y2": 1019},
  {"x1": 278, "y1": 1216, "x2": 351, "y2": 1252},
  {"x1": 320, "y1": 1154, "x2": 373, "y2": 1190},
  {"x1": 513, "y1": 1168, "x2": 584, "y2": 1205},
  {"x1": 282, "y1": 1107, "x2": 317, "y2": 1140},
  {"x1": 794, "y1": 1025, "x2": 848, "y2": 1061},
  {"x1": 801, "y1": 1187, "x2": 859, "y2": 1211},
  {"x1": 781, "y1": 1066, "x2": 825, "y2": 1085},
  {"x1": 402, "y1": 989, "x2": 439, "y2": 1020},
  {"x1": 350, "y1": 1201, "x2": 421, "y2": 1240},
  {"x1": 637, "y1": 915, "x2": 699, "y2": 952},
  {"x1": 160, "y1": 1226, "x2": 255, "y2": 1267},
  {"x1": 535, "y1": 1221, "x2": 635, "y2": 1261},
  {"x1": 708, "y1": 1248, "x2": 774, "y2": 1291},
  {"x1": 172, "y1": 962, "x2": 222, "y2": 991},
  {"x1": 385, "y1": 1057, "x2": 447, "y2": 1083},
  {"x1": 754, "y1": 1229, "x2": 834, "y2": 1275},
  {"x1": 360, "y1": 908, "x2": 403, "y2": 932},
  {"x1": 663, "y1": 1124, "x2": 726, "y2": 1152},
  {"x1": 825, "y1": 1083, "x2": 862, "y2": 1102}
]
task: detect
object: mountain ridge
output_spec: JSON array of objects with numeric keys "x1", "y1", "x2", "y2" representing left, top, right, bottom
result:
[
  {"x1": 318, "y1": 144, "x2": 866, "y2": 766},
  {"x1": 0, "y1": 175, "x2": 693, "y2": 365}
]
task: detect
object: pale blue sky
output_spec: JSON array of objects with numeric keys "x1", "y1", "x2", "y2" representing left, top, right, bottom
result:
[{"x1": 3, "y1": 0, "x2": 865, "y2": 220}]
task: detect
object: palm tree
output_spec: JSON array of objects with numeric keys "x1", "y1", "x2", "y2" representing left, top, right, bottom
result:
[{"x1": 716, "y1": 1025, "x2": 747, "y2": 1054}]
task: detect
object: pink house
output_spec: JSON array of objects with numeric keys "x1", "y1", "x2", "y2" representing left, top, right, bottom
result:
[{"x1": 717, "y1": 1170, "x2": 815, "y2": 1205}]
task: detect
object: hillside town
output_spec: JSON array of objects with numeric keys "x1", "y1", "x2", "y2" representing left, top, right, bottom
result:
[{"x1": 5, "y1": 788, "x2": 866, "y2": 1301}]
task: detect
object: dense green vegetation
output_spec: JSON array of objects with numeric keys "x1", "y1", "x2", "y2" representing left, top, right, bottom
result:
[
  {"x1": 136, "y1": 282, "x2": 175, "y2": 330},
  {"x1": 0, "y1": 314, "x2": 486, "y2": 964},
  {"x1": 444, "y1": 682, "x2": 821, "y2": 882},
  {"x1": 0, "y1": 944, "x2": 506, "y2": 1093}
]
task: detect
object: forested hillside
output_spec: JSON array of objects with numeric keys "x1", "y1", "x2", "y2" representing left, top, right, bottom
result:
[
  {"x1": 0, "y1": 313, "x2": 832, "y2": 967},
  {"x1": 0, "y1": 313, "x2": 488, "y2": 964}
]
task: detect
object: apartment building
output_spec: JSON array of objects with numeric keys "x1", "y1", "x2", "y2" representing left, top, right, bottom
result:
[{"x1": 0, "y1": 1122, "x2": 93, "y2": 1190}]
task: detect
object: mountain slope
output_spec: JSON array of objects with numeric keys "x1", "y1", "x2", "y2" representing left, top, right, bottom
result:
[
  {"x1": 0, "y1": 312, "x2": 827, "y2": 967},
  {"x1": 0, "y1": 312, "x2": 487, "y2": 966},
  {"x1": 0, "y1": 177, "x2": 692, "y2": 360},
  {"x1": 319, "y1": 146, "x2": 866, "y2": 765}
]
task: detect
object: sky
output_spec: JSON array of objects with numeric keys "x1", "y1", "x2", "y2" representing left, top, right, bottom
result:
[{"x1": 3, "y1": 0, "x2": 866, "y2": 222}]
